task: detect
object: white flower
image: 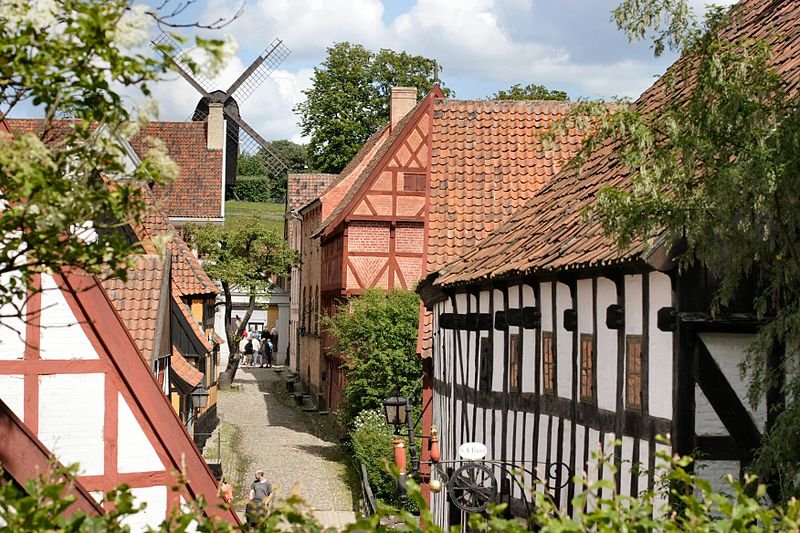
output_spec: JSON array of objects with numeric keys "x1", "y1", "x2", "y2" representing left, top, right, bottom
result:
[
  {"x1": 1, "y1": 0, "x2": 58, "y2": 32},
  {"x1": 110, "y1": 4, "x2": 151, "y2": 50}
]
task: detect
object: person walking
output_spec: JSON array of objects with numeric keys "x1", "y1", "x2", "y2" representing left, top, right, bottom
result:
[
  {"x1": 266, "y1": 337, "x2": 274, "y2": 368},
  {"x1": 245, "y1": 469, "x2": 273, "y2": 528},
  {"x1": 242, "y1": 332, "x2": 255, "y2": 366}
]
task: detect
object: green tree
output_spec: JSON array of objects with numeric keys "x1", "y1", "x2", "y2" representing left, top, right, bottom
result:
[
  {"x1": 295, "y1": 42, "x2": 451, "y2": 174},
  {"x1": 572, "y1": 0, "x2": 800, "y2": 499},
  {"x1": 490, "y1": 83, "x2": 568, "y2": 101},
  {"x1": 236, "y1": 141, "x2": 308, "y2": 202},
  {"x1": 185, "y1": 220, "x2": 296, "y2": 385},
  {"x1": 0, "y1": 0, "x2": 232, "y2": 324},
  {"x1": 322, "y1": 288, "x2": 422, "y2": 425}
]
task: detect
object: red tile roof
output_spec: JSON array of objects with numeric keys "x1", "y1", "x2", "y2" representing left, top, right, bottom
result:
[
  {"x1": 129, "y1": 121, "x2": 223, "y2": 220},
  {"x1": 427, "y1": 99, "x2": 587, "y2": 273},
  {"x1": 102, "y1": 255, "x2": 164, "y2": 364},
  {"x1": 134, "y1": 189, "x2": 219, "y2": 298},
  {"x1": 171, "y1": 348, "x2": 204, "y2": 389},
  {"x1": 435, "y1": 0, "x2": 800, "y2": 288},
  {"x1": 102, "y1": 254, "x2": 213, "y2": 364},
  {"x1": 3, "y1": 119, "x2": 223, "y2": 221},
  {"x1": 287, "y1": 173, "x2": 338, "y2": 213}
]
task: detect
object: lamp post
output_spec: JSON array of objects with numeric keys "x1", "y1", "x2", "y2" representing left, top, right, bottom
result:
[
  {"x1": 382, "y1": 390, "x2": 419, "y2": 493},
  {"x1": 186, "y1": 385, "x2": 209, "y2": 430}
]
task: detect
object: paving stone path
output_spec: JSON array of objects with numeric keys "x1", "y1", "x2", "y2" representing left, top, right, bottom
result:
[{"x1": 216, "y1": 366, "x2": 357, "y2": 529}]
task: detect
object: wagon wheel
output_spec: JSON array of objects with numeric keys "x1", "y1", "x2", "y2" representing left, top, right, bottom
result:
[{"x1": 447, "y1": 463, "x2": 498, "y2": 513}]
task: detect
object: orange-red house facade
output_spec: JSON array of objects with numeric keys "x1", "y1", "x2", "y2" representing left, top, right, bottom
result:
[{"x1": 313, "y1": 87, "x2": 589, "y2": 414}]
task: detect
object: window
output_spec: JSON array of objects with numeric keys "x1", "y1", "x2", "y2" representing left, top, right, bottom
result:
[
  {"x1": 478, "y1": 336, "x2": 492, "y2": 391},
  {"x1": 580, "y1": 334, "x2": 594, "y2": 403},
  {"x1": 542, "y1": 331, "x2": 555, "y2": 395},
  {"x1": 509, "y1": 333, "x2": 522, "y2": 393},
  {"x1": 403, "y1": 172, "x2": 426, "y2": 192},
  {"x1": 626, "y1": 335, "x2": 643, "y2": 411}
]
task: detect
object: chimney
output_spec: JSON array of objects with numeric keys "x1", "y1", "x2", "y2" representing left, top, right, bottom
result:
[
  {"x1": 207, "y1": 102, "x2": 224, "y2": 150},
  {"x1": 390, "y1": 87, "x2": 417, "y2": 130}
]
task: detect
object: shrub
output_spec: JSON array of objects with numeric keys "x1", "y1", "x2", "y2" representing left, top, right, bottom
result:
[
  {"x1": 232, "y1": 177, "x2": 271, "y2": 202},
  {"x1": 351, "y1": 409, "x2": 400, "y2": 507},
  {"x1": 322, "y1": 288, "x2": 422, "y2": 427}
]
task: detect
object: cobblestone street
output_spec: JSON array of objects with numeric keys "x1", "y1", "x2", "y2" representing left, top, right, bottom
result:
[{"x1": 211, "y1": 366, "x2": 357, "y2": 529}]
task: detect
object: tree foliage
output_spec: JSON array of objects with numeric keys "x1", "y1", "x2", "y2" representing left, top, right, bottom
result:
[
  {"x1": 5, "y1": 452, "x2": 800, "y2": 531},
  {"x1": 322, "y1": 289, "x2": 422, "y2": 425},
  {"x1": 295, "y1": 42, "x2": 451, "y2": 174},
  {"x1": 185, "y1": 220, "x2": 296, "y2": 383},
  {"x1": 236, "y1": 140, "x2": 309, "y2": 202},
  {"x1": 574, "y1": 0, "x2": 800, "y2": 499},
  {"x1": 490, "y1": 83, "x2": 568, "y2": 101},
  {"x1": 0, "y1": 0, "x2": 231, "y2": 325}
]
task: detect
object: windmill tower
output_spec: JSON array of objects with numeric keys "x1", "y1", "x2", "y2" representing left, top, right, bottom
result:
[{"x1": 152, "y1": 33, "x2": 291, "y2": 194}]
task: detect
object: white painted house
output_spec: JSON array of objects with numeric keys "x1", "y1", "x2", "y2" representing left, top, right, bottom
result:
[{"x1": 417, "y1": 0, "x2": 793, "y2": 526}]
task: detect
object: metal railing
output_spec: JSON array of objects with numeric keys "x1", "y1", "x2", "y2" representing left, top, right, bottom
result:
[{"x1": 359, "y1": 462, "x2": 377, "y2": 517}]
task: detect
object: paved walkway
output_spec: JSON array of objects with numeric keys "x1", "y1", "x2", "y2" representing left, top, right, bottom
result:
[{"x1": 216, "y1": 366, "x2": 357, "y2": 529}]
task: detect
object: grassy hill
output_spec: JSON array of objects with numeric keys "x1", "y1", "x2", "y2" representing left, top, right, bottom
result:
[{"x1": 225, "y1": 201, "x2": 285, "y2": 236}]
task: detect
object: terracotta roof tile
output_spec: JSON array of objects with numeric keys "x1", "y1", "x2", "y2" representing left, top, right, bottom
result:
[
  {"x1": 436, "y1": 0, "x2": 800, "y2": 287},
  {"x1": 129, "y1": 121, "x2": 223, "y2": 220},
  {"x1": 102, "y1": 255, "x2": 164, "y2": 364},
  {"x1": 133, "y1": 188, "x2": 219, "y2": 298},
  {"x1": 427, "y1": 99, "x2": 590, "y2": 273},
  {"x1": 171, "y1": 348, "x2": 204, "y2": 389},
  {"x1": 3, "y1": 119, "x2": 223, "y2": 221},
  {"x1": 287, "y1": 173, "x2": 338, "y2": 212}
]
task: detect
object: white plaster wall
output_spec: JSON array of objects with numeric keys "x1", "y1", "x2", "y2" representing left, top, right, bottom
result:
[
  {"x1": 695, "y1": 386, "x2": 728, "y2": 436},
  {"x1": 638, "y1": 438, "x2": 650, "y2": 492},
  {"x1": 118, "y1": 393, "x2": 164, "y2": 473},
  {"x1": 535, "y1": 414, "x2": 549, "y2": 494},
  {"x1": 623, "y1": 275, "x2": 643, "y2": 335},
  {"x1": 649, "y1": 272, "x2": 673, "y2": 419},
  {"x1": 694, "y1": 460, "x2": 739, "y2": 497},
  {"x1": 0, "y1": 374, "x2": 24, "y2": 420},
  {"x1": 491, "y1": 289, "x2": 504, "y2": 392},
  {"x1": 0, "y1": 274, "x2": 25, "y2": 360},
  {"x1": 596, "y1": 277, "x2": 617, "y2": 411},
  {"x1": 574, "y1": 424, "x2": 586, "y2": 479},
  {"x1": 121, "y1": 485, "x2": 167, "y2": 531},
  {"x1": 556, "y1": 283, "x2": 573, "y2": 399},
  {"x1": 699, "y1": 332, "x2": 766, "y2": 431},
  {"x1": 39, "y1": 274, "x2": 99, "y2": 360},
  {"x1": 522, "y1": 284, "x2": 536, "y2": 393},
  {"x1": 577, "y1": 279, "x2": 593, "y2": 335},
  {"x1": 587, "y1": 428, "x2": 601, "y2": 512},
  {"x1": 620, "y1": 435, "x2": 634, "y2": 497},
  {"x1": 38, "y1": 373, "x2": 105, "y2": 476}
]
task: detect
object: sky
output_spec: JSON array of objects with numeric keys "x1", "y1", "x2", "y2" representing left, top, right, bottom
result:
[{"x1": 126, "y1": 0, "x2": 732, "y2": 144}]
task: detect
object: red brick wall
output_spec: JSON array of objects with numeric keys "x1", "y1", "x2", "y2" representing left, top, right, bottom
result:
[
  {"x1": 395, "y1": 222, "x2": 424, "y2": 254},
  {"x1": 347, "y1": 221, "x2": 390, "y2": 253}
]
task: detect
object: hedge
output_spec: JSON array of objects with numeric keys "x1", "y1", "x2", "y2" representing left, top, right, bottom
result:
[{"x1": 232, "y1": 178, "x2": 271, "y2": 202}]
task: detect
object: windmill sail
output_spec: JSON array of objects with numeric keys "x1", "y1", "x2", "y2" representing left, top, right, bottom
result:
[
  {"x1": 227, "y1": 38, "x2": 290, "y2": 103},
  {"x1": 152, "y1": 32, "x2": 291, "y2": 192}
]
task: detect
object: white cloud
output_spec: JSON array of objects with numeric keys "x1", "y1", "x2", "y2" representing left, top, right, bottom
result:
[{"x1": 146, "y1": 0, "x2": 741, "y2": 143}]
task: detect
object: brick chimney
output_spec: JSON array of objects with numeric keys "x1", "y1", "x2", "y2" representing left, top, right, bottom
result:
[
  {"x1": 390, "y1": 87, "x2": 417, "y2": 130},
  {"x1": 207, "y1": 102, "x2": 224, "y2": 150}
]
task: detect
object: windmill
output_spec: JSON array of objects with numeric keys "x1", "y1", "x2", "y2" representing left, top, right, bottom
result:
[{"x1": 152, "y1": 33, "x2": 291, "y2": 194}]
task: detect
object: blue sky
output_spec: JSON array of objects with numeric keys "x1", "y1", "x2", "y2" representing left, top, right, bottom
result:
[{"x1": 144, "y1": 0, "x2": 735, "y2": 142}]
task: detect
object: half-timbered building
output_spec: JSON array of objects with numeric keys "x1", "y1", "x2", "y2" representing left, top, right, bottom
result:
[
  {"x1": 309, "y1": 86, "x2": 590, "y2": 415},
  {"x1": 0, "y1": 268, "x2": 238, "y2": 528},
  {"x1": 418, "y1": 0, "x2": 797, "y2": 526}
]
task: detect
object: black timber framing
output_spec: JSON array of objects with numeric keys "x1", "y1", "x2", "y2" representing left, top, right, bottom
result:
[{"x1": 433, "y1": 379, "x2": 671, "y2": 441}]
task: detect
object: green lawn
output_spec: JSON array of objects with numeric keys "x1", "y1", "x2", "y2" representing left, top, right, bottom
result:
[{"x1": 225, "y1": 201, "x2": 285, "y2": 235}]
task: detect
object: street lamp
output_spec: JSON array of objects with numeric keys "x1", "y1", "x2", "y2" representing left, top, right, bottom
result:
[
  {"x1": 382, "y1": 390, "x2": 418, "y2": 494},
  {"x1": 191, "y1": 385, "x2": 210, "y2": 411},
  {"x1": 382, "y1": 391, "x2": 408, "y2": 426}
]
